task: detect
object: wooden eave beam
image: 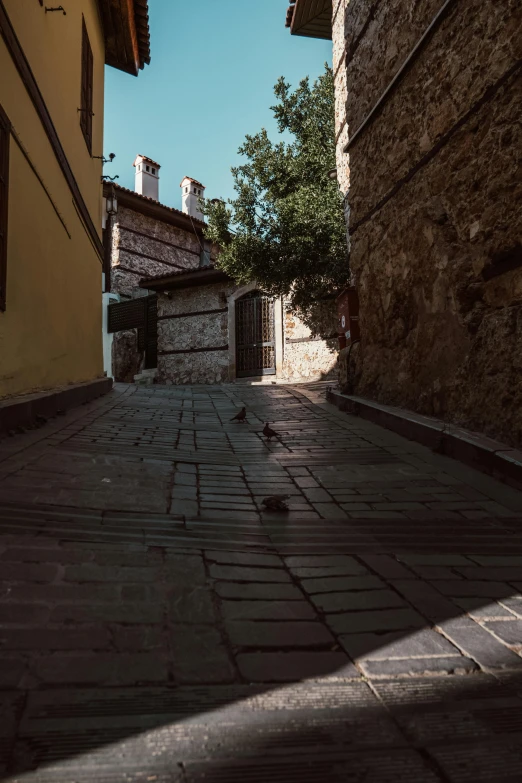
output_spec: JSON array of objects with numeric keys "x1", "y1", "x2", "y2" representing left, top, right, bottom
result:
[
  {"x1": 98, "y1": 0, "x2": 145, "y2": 76},
  {"x1": 290, "y1": 0, "x2": 332, "y2": 40}
]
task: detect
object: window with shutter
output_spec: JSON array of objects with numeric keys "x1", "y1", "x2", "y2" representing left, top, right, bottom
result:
[
  {"x1": 80, "y1": 18, "x2": 94, "y2": 154},
  {"x1": 0, "y1": 103, "x2": 10, "y2": 312}
]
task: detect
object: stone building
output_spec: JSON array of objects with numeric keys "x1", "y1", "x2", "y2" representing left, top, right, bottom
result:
[
  {"x1": 287, "y1": 0, "x2": 522, "y2": 446},
  {"x1": 104, "y1": 160, "x2": 337, "y2": 384}
]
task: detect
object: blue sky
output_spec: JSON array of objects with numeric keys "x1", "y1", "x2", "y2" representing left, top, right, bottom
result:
[{"x1": 103, "y1": 0, "x2": 331, "y2": 209}]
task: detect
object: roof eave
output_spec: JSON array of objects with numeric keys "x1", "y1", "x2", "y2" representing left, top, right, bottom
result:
[
  {"x1": 103, "y1": 182, "x2": 207, "y2": 234},
  {"x1": 98, "y1": 0, "x2": 151, "y2": 76},
  {"x1": 141, "y1": 269, "x2": 230, "y2": 292},
  {"x1": 288, "y1": 0, "x2": 332, "y2": 41}
]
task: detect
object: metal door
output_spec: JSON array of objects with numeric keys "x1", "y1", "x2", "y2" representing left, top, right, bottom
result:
[{"x1": 236, "y1": 291, "x2": 276, "y2": 377}]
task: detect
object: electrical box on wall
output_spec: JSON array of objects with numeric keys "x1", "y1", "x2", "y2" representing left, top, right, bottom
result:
[{"x1": 337, "y1": 288, "x2": 360, "y2": 349}]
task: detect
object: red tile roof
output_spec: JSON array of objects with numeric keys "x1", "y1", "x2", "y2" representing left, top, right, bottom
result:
[
  {"x1": 180, "y1": 176, "x2": 206, "y2": 189},
  {"x1": 109, "y1": 183, "x2": 206, "y2": 227},
  {"x1": 134, "y1": 155, "x2": 161, "y2": 168}
]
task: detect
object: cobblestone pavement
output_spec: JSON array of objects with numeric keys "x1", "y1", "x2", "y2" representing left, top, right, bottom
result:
[{"x1": 1, "y1": 383, "x2": 522, "y2": 781}]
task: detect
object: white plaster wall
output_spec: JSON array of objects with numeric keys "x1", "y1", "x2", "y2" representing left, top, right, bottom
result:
[{"x1": 102, "y1": 292, "x2": 119, "y2": 379}]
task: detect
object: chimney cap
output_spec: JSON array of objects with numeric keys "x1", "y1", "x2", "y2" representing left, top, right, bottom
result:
[
  {"x1": 134, "y1": 154, "x2": 161, "y2": 169},
  {"x1": 180, "y1": 175, "x2": 205, "y2": 189}
]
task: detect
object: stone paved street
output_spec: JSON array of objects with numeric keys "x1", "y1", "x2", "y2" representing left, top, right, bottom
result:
[{"x1": 1, "y1": 383, "x2": 522, "y2": 781}]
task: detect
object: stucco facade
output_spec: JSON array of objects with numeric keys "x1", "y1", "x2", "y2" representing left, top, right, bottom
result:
[
  {"x1": 0, "y1": 0, "x2": 150, "y2": 401},
  {"x1": 289, "y1": 0, "x2": 522, "y2": 445}
]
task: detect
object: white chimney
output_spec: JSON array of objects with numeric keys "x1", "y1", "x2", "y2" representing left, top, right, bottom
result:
[
  {"x1": 134, "y1": 155, "x2": 160, "y2": 201},
  {"x1": 180, "y1": 176, "x2": 205, "y2": 221}
]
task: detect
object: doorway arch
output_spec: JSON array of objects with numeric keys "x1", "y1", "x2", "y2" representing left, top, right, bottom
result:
[
  {"x1": 235, "y1": 290, "x2": 276, "y2": 378},
  {"x1": 227, "y1": 283, "x2": 283, "y2": 381}
]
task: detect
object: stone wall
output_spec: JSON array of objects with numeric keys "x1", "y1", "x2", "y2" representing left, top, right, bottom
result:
[
  {"x1": 111, "y1": 205, "x2": 201, "y2": 298},
  {"x1": 157, "y1": 282, "x2": 236, "y2": 385},
  {"x1": 336, "y1": 0, "x2": 522, "y2": 444},
  {"x1": 156, "y1": 283, "x2": 339, "y2": 385},
  {"x1": 282, "y1": 306, "x2": 338, "y2": 382},
  {"x1": 112, "y1": 330, "x2": 143, "y2": 383},
  {"x1": 332, "y1": 0, "x2": 350, "y2": 197}
]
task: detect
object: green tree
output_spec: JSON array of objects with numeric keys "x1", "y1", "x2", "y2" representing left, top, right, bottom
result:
[{"x1": 204, "y1": 65, "x2": 348, "y2": 334}]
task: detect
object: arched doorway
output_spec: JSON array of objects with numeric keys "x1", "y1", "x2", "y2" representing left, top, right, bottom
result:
[{"x1": 235, "y1": 290, "x2": 276, "y2": 377}]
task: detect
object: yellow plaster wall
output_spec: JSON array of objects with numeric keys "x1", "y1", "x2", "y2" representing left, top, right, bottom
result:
[
  {"x1": 3, "y1": 0, "x2": 105, "y2": 224},
  {"x1": 0, "y1": 0, "x2": 104, "y2": 399}
]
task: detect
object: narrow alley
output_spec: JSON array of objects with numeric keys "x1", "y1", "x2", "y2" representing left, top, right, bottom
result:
[{"x1": 1, "y1": 383, "x2": 522, "y2": 781}]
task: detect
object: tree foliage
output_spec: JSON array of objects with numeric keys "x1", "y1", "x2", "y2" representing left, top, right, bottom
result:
[{"x1": 204, "y1": 65, "x2": 349, "y2": 333}]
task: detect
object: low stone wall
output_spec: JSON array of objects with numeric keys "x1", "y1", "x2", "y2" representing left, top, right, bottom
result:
[{"x1": 158, "y1": 352, "x2": 230, "y2": 386}]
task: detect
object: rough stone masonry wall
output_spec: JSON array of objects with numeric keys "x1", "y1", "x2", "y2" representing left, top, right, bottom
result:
[
  {"x1": 340, "y1": 0, "x2": 522, "y2": 445},
  {"x1": 111, "y1": 205, "x2": 201, "y2": 297},
  {"x1": 156, "y1": 283, "x2": 236, "y2": 385},
  {"x1": 156, "y1": 283, "x2": 339, "y2": 385},
  {"x1": 282, "y1": 306, "x2": 339, "y2": 382},
  {"x1": 332, "y1": 0, "x2": 350, "y2": 197}
]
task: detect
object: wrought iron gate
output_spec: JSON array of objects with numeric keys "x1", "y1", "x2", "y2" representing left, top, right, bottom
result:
[
  {"x1": 236, "y1": 291, "x2": 276, "y2": 377},
  {"x1": 108, "y1": 294, "x2": 157, "y2": 370}
]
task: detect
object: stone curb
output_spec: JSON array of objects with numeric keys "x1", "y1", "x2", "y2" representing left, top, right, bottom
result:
[
  {"x1": 326, "y1": 390, "x2": 522, "y2": 491},
  {"x1": 0, "y1": 378, "x2": 113, "y2": 434}
]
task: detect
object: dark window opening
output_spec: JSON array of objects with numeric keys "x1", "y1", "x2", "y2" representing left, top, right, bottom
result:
[
  {"x1": 152, "y1": 167, "x2": 156, "y2": 175},
  {"x1": 0, "y1": 103, "x2": 10, "y2": 312},
  {"x1": 146, "y1": 165, "x2": 150, "y2": 172},
  {"x1": 80, "y1": 18, "x2": 94, "y2": 154}
]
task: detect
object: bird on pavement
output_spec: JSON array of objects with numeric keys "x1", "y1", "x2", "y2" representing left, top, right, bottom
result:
[
  {"x1": 231, "y1": 406, "x2": 247, "y2": 423},
  {"x1": 263, "y1": 422, "x2": 279, "y2": 441},
  {"x1": 262, "y1": 495, "x2": 290, "y2": 512}
]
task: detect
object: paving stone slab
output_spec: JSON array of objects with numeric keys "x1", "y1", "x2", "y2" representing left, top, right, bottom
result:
[
  {"x1": 312, "y1": 589, "x2": 406, "y2": 613},
  {"x1": 452, "y1": 598, "x2": 517, "y2": 619},
  {"x1": 397, "y1": 554, "x2": 473, "y2": 566},
  {"x1": 168, "y1": 586, "x2": 216, "y2": 624},
  {"x1": 359, "y1": 554, "x2": 415, "y2": 579},
  {"x1": 1, "y1": 563, "x2": 58, "y2": 582},
  {"x1": 327, "y1": 608, "x2": 426, "y2": 635},
  {"x1": 0, "y1": 627, "x2": 110, "y2": 651},
  {"x1": 33, "y1": 653, "x2": 169, "y2": 686},
  {"x1": 435, "y1": 580, "x2": 513, "y2": 598},
  {"x1": 236, "y1": 651, "x2": 357, "y2": 682},
  {"x1": 469, "y1": 556, "x2": 522, "y2": 567},
  {"x1": 220, "y1": 600, "x2": 316, "y2": 621},
  {"x1": 484, "y1": 621, "x2": 522, "y2": 646},
  {"x1": 392, "y1": 580, "x2": 461, "y2": 623},
  {"x1": 185, "y1": 749, "x2": 442, "y2": 782},
  {"x1": 438, "y1": 617, "x2": 522, "y2": 670},
  {"x1": 63, "y1": 565, "x2": 159, "y2": 583},
  {"x1": 51, "y1": 603, "x2": 164, "y2": 624},
  {"x1": 215, "y1": 582, "x2": 304, "y2": 600},
  {"x1": 360, "y1": 656, "x2": 477, "y2": 678},
  {"x1": 429, "y1": 741, "x2": 522, "y2": 782},
  {"x1": 205, "y1": 550, "x2": 282, "y2": 567},
  {"x1": 0, "y1": 657, "x2": 26, "y2": 688},
  {"x1": 456, "y1": 567, "x2": 522, "y2": 582},
  {"x1": 498, "y1": 597, "x2": 522, "y2": 617},
  {"x1": 170, "y1": 625, "x2": 236, "y2": 683},
  {"x1": 339, "y1": 628, "x2": 461, "y2": 660},
  {"x1": 285, "y1": 555, "x2": 367, "y2": 571},
  {"x1": 226, "y1": 620, "x2": 334, "y2": 648},
  {"x1": 300, "y1": 575, "x2": 386, "y2": 594},
  {"x1": 291, "y1": 565, "x2": 370, "y2": 578},
  {"x1": 209, "y1": 564, "x2": 291, "y2": 583}
]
